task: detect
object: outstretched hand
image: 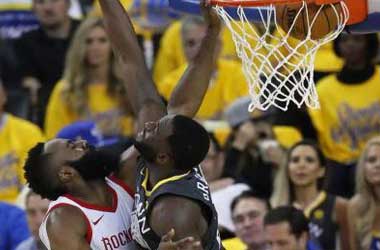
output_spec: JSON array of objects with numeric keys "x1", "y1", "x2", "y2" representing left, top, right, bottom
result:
[
  {"x1": 158, "y1": 229, "x2": 202, "y2": 250},
  {"x1": 200, "y1": 0, "x2": 222, "y2": 33}
]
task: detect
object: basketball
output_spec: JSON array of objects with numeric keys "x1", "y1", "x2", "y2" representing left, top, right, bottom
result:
[{"x1": 276, "y1": 2, "x2": 342, "y2": 40}]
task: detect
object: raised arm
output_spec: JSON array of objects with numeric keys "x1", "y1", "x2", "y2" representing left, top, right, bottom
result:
[
  {"x1": 167, "y1": 1, "x2": 222, "y2": 118},
  {"x1": 98, "y1": 0, "x2": 166, "y2": 128}
]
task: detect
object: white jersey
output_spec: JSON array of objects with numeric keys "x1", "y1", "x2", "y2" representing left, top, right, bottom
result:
[{"x1": 40, "y1": 176, "x2": 137, "y2": 250}]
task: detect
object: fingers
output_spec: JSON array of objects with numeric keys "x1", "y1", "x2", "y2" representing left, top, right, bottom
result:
[
  {"x1": 161, "y1": 228, "x2": 175, "y2": 242},
  {"x1": 174, "y1": 237, "x2": 202, "y2": 250}
]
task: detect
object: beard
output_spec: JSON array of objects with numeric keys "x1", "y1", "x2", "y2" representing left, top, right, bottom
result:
[
  {"x1": 132, "y1": 139, "x2": 157, "y2": 163},
  {"x1": 66, "y1": 146, "x2": 120, "y2": 181}
]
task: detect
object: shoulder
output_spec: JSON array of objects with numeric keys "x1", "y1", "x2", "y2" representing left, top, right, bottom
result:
[
  {"x1": 348, "y1": 194, "x2": 362, "y2": 213},
  {"x1": 48, "y1": 80, "x2": 68, "y2": 101},
  {"x1": 0, "y1": 201, "x2": 24, "y2": 216},
  {"x1": 334, "y1": 196, "x2": 348, "y2": 219},
  {"x1": 374, "y1": 66, "x2": 380, "y2": 78},
  {"x1": 6, "y1": 114, "x2": 44, "y2": 136},
  {"x1": 18, "y1": 28, "x2": 40, "y2": 41},
  {"x1": 316, "y1": 74, "x2": 339, "y2": 93},
  {"x1": 46, "y1": 204, "x2": 88, "y2": 235},
  {"x1": 335, "y1": 196, "x2": 348, "y2": 208},
  {"x1": 52, "y1": 80, "x2": 66, "y2": 92}
]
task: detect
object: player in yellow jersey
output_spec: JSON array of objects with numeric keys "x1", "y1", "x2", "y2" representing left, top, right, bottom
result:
[{"x1": 0, "y1": 80, "x2": 44, "y2": 202}]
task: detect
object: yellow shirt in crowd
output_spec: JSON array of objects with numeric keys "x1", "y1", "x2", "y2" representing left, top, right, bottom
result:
[
  {"x1": 308, "y1": 66, "x2": 380, "y2": 163},
  {"x1": 222, "y1": 237, "x2": 246, "y2": 250},
  {"x1": 158, "y1": 60, "x2": 249, "y2": 120},
  {"x1": 45, "y1": 80, "x2": 134, "y2": 139},
  {"x1": 0, "y1": 113, "x2": 44, "y2": 202},
  {"x1": 269, "y1": 29, "x2": 343, "y2": 73},
  {"x1": 153, "y1": 21, "x2": 251, "y2": 83}
]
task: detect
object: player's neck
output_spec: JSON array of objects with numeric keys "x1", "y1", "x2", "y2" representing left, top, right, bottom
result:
[
  {"x1": 146, "y1": 164, "x2": 186, "y2": 189},
  {"x1": 69, "y1": 179, "x2": 111, "y2": 205}
]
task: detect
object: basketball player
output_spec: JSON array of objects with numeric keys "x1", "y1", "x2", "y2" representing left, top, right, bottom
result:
[{"x1": 98, "y1": 0, "x2": 223, "y2": 249}]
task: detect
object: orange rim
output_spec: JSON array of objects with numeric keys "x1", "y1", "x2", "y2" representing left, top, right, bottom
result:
[{"x1": 208, "y1": 0, "x2": 342, "y2": 7}]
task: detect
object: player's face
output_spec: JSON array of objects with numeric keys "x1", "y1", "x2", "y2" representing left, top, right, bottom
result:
[
  {"x1": 135, "y1": 116, "x2": 174, "y2": 163},
  {"x1": 264, "y1": 222, "x2": 307, "y2": 250},
  {"x1": 85, "y1": 26, "x2": 112, "y2": 67},
  {"x1": 47, "y1": 138, "x2": 118, "y2": 181},
  {"x1": 32, "y1": 0, "x2": 69, "y2": 29},
  {"x1": 26, "y1": 194, "x2": 50, "y2": 238},
  {"x1": 288, "y1": 145, "x2": 324, "y2": 188},
  {"x1": 364, "y1": 144, "x2": 380, "y2": 186},
  {"x1": 44, "y1": 139, "x2": 91, "y2": 165},
  {"x1": 338, "y1": 34, "x2": 368, "y2": 64},
  {"x1": 232, "y1": 198, "x2": 267, "y2": 247}
]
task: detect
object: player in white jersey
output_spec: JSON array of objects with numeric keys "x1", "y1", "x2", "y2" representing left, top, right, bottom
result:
[{"x1": 39, "y1": 175, "x2": 135, "y2": 250}]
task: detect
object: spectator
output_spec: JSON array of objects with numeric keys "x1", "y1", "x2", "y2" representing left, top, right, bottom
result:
[
  {"x1": 0, "y1": 80, "x2": 44, "y2": 202},
  {"x1": 201, "y1": 133, "x2": 250, "y2": 235},
  {"x1": 270, "y1": 140, "x2": 350, "y2": 250},
  {"x1": 202, "y1": 133, "x2": 230, "y2": 192},
  {"x1": 158, "y1": 16, "x2": 249, "y2": 120},
  {"x1": 348, "y1": 136, "x2": 380, "y2": 250},
  {"x1": 44, "y1": 17, "x2": 134, "y2": 139},
  {"x1": 0, "y1": 38, "x2": 27, "y2": 118},
  {"x1": 56, "y1": 119, "x2": 132, "y2": 148},
  {"x1": 308, "y1": 33, "x2": 380, "y2": 198},
  {"x1": 223, "y1": 97, "x2": 285, "y2": 199},
  {"x1": 90, "y1": 0, "x2": 176, "y2": 69},
  {"x1": 264, "y1": 206, "x2": 313, "y2": 250},
  {"x1": 14, "y1": 0, "x2": 81, "y2": 127},
  {"x1": 153, "y1": 19, "x2": 261, "y2": 83},
  {"x1": 0, "y1": 202, "x2": 30, "y2": 250},
  {"x1": 223, "y1": 190, "x2": 270, "y2": 250},
  {"x1": 15, "y1": 190, "x2": 49, "y2": 250}
]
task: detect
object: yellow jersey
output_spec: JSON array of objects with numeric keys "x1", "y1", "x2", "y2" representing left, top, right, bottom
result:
[
  {"x1": 158, "y1": 60, "x2": 249, "y2": 120},
  {"x1": 308, "y1": 66, "x2": 380, "y2": 163},
  {"x1": 269, "y1": 29, "x2": 343, "y2": 73},
  {"x1": 0, "y1": 113, "x2": 45, "y2": 202},
  {"x1": 222, "y1": 237, "x2": 246, "y2": 250},
  {"x1": 153, "y1": 21, "x2": 257, "y2": 83},
  {"x1": 44, "y1": 80, "x2": 134, "y2": 139}
]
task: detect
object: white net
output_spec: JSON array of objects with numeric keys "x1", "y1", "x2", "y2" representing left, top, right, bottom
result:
[{"x1": 213, "y1": 1, "x2": 349, "y2": 111}]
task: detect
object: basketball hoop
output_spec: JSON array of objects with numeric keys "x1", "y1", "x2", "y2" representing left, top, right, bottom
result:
[{"x1": 208, "y1": 0, "x2": 349, "y2": 111}]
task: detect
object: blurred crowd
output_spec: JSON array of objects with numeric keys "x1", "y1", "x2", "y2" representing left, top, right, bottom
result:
[{"x1": 0, "y1": 0, "x2": 380, "y2": 250}]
